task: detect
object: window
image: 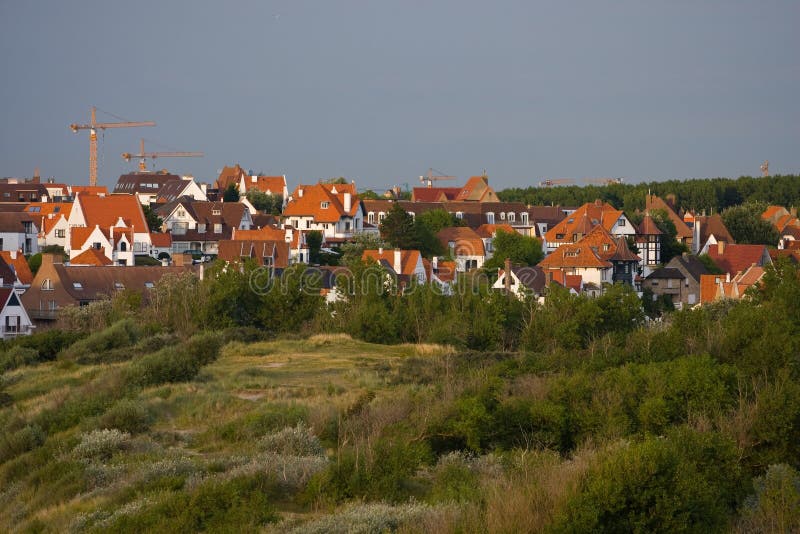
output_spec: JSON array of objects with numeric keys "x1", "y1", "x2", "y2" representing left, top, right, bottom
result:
[
  {"x1": 320, "y1": 201, "x2": 330, "y2": 209},
  {"x1": 212, "y1": 209, "x2": 221, "y2": 216},
  {"x1": 500, "y1": 212, "x2": 505, "y2": 220},
  {"x1": 55, "y1": 229, "x2": 65, "y2": 238},
  {"x1": 93, "y1": 242, "x2": 102, "y2": 250},
  {"x1": 507, "y1": 212, "x2": 515, "y2": 223},
  {"x1": 379, "y1": 212, "x2": 386, "y2": 221},
  {"x1": 214, "y1": 223, "x2": 222, "y2": 234},
  {"x1": 177, "y1": 209, "x2": 186, "y2": 217},
  {"x1": 73, "y1": 282, "x2": 83, "y2": 290},
  {"x1": 455, "y1": 212, "x2": 463, "y2": 220},
  {"x1": 120, "y1": 242, "x2": 127, "y2": 252},
  {"x1": 486, "y1": 212, "x2": 495, "y2": 224},
  {"x1": 521, "y1": 213, "x2": 529, "y2": 225},
  {"x1": 618, "y1": 218, "x2": 626, "y2": 226},
  {"x1": 556, "y1": 233, "x2": 565, "y2": 240},
  {"x1": 144, "y1": 282, "x2": 155, "y2": 289},
  {"x1": 23, "y1": 222, "x2": 33, "y2": 233},
  {"x1": 368, "y1": 213, "x2": 375, "y2": 224},
  {"x1": 41, "y1": 279, "x2": 53, "y2": 291},
  {"x1": 114, "y1": 282, "x2": 125, "y2": 290}
]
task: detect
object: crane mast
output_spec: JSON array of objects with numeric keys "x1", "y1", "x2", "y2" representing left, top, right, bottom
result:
[{"x1": 70, "y1": 107, "x2": 155, "y2": 186}]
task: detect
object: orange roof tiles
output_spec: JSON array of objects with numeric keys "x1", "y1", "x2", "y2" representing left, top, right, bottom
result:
[
  {"x1": 645, "y1": 194, "x2": 692, "y2": 240},
  {"x1": 362, "y1": 249, "x2": 422, "y2": 276},
  {"x1": 707, "y1": 243, "x2": 769, "y2": 276},
  {"x1": 454, "y1": 176, "x2": 499, "y2": 202},
  {"x1": 70, "y1": 248, "x2": 113, "y2": 266},
  {"x1": 412, "y1": 187, "x2": 461, "y2": 202},
  {"x1": 283, "y1": 183, "x2": 361, "y2": 223},
  {"x1": 70, "y1": 227, "x2": 102, "y2": 249},
  {"x1": 149, "y1": 232, "x2": 172, "y2": 248},
  {"x1": 538, "y1": 243, "x2": 613, "y2": 269},
  {"x1": 577, "y1": 225, "x2": 641, "y2": 262},
  {"x1": 637, "y1": 213, "x2": 663, "y2": 235},
  {"x1": 71, "y1": 185, "x2": 108, "y2": 196},
  {"x1": 475, "y1": 224, "x2": 516, "y2": 238},
  {"x1": 437, "y1": 227, "x2": 486, "y2": 257},
  {"x1": 545, "y1": 200, "x2": 625, "y2": 245},
  {"x1": 77, "y1": 194, "x2": 148, "y2": 231},
  {"x1": 0, "y1": 251, "x2": 33, "y2": 285}
]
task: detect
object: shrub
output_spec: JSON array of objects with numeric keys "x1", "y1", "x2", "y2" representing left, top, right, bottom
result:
[
  {"x1": 0, "y1": 424, "x2": 46, "y2": 463},
  {"x1": 736, "y1": 464, "x2": 800, "y2": 534},
  {"x1": 258, "y1": 422, "x2": 324, "y2": 457},
  {"x1": 98, "y1": 399, "x2": 151, "y2": 434},
  {"x1": 289, "y1": 502, "x2": 458, "y2": 534},
  {"x1": 125, "y1": 332, "x2": 222, "y2": 387},
  {"x1": 60, "y1": 319, "x2": 142, "y2": 362},
  {"x1": 217, "y1": 404, "x2": 309, "y2": 442},
  {"x1": 72, "y1": 429, "x2": 131, "y2": 461},
  {"x1": 0, "y1": 346, "x2": 39, "y2": 371}
]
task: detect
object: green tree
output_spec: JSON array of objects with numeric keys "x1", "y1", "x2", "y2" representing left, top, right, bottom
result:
[
  {"x1": 306, "y1": 230, "x2": 323, "y2": 264},
  {"x1": 223, "y1": 183, "x2": 240, "y2": 202},
  {"x1": 379, "y1": 204, "x2": 418, "y2": 250},
  {"x1": 650, "y1": 209, "x2": 688, "y2": 264},
  {"x1": 245, "y1": 189, "x2": 283, "y2": 214},
  {"x1": 484, "y1": 230, "x2": 544, "y2": 270},
  {"x1": 142, "y1": 205, "x2": 163, "y2": 232},
  {"x1": 722, "y1": 202, "x2": 780, "y2": 245},
  {"x1": 415, "y1": 209, "x2": 464, "y2": 235}
]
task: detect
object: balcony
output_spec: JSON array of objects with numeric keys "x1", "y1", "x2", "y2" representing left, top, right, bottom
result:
[
  {"x1": 3, "y1": 325, "x2": 34, "y2": 336},
  {"x1": 28, "y1": 309, "x2": 59, "y2": 321}
]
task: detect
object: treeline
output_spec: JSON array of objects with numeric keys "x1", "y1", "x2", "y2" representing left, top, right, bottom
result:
[{"x1": 499, "y1": 174, "x2": 800, "y2": 214}]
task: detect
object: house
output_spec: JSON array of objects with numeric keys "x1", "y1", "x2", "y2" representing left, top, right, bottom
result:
[
  {"x1": 544, "y1": 200, "x2": 635, "y2": 253},
  {"x1": 644, "y1": 253, "x2": 709, "y2": 307},
  {"x1": 232, "y1": 226, "x2": 307, "y2": 264},
  {"x1": 149, "y1": 233, "x2": 173, "y2": 259},
  {"x1": 157, "y1": 198, "x2": 253, "y2": 256},
  {"x1": 493, "y1": 262, "x2": 547, "y2": 300},
  {"x1": 69, "y1": 248, "x2": 113, "y2": 266},
  {"x1": 0, "y1": 287, "x2": 34, "y2": 339},
  {"x1": 436, "y1": 227, "x2": 486, "y2": 272},
  {"x1": 0, "y1": 182, "x2": 51, "y2": 203},
  {"x1": 706, "y1": 242, "x2": 771, "y2": 277},
  {"x1": 26, "y1": 202, "x2": 72, "y2": 249},
  {"x1": 22, "y1": 253, "x2": 200, "y2": 322},
  {"x1": 538, "y1": 242, "x2": 613, "y2": 288},
  {"x1": 700, "y1": 265, "x2": 766, "y2": 304},
  {"x1": 362, "y1": 248, "x2": 427, "y2": 286},
  {"x1": 574, "y1": 225, "x2": 641, "y2": 285},
  {"x1": 635, "y1": 212, "x2": 663, "y2": 274},
  {"x1": 114, "y1": 172, "x2": 207, "y2": 205},
  {"x1": 411, "y1": 187, "x2": 462, "y2": 202},
  {"x1": 282, "y1": 182, "x2": 364, "y2": 241},
  {"x1": 0, "y1": 212, "x2": 39, "y2": 254},
  {"x1": 0, "y1": 250, "x2": 34, "y2": 287},
  {"x1": 67, "y1": 193, "x2": 152, "y2": 256},
  {"x1": 694, "y1": 214, "x2": 735, "y2": 255},
  {"x1": 215, "y1": 165, "x2": 288, "y2": 209},
  {"x1": 645, "y1": 194, "x2": 693, "y2": 248},
  {"x1": 217, "y1": 239, "x2": 290, "y2": 269},
  {"x1": 423, "y1": 257, "x2": 457, "y2": 294},
  {"x1": 454, "y1": 175, "x2": 500, "y2": 202}
]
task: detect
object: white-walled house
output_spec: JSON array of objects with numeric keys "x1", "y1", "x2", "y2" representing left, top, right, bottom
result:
[{"x1": 282, "y1": 183, "x2": 365, "y2": 241}]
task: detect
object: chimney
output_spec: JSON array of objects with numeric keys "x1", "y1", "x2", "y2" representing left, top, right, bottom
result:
[
  {"x1": 393, "y1": 248, "x2": 402, "y2": 274},
  {"x1": 504, "y1": 257, "x2": 512, "y2": 293},
  {"x1": 298, "y1": 188, "x2": 304, "y2": 198},
  {"x1": 251, "y1": 175, "x2": 257, "y2": 183},
  {"x1": 343, "y1": 192, "x2": 352, "y2": 213},
  {"x1": 173, "y1": 253, "x2": 191, "y2": 267},
  {"x1": 432, "y1": 256, "x2": 438, "y2": 273},
  {"x1": 792, "y1": 207, "x2": 798, "y2": 217},
  {"x1": 717, "y1": 240, "x2": 725, "y2": 255},
  {"x1": 378, "y1": 247, "x2": 383, "y2": 255},
  {"x1": 726, "y1": 272, "x2": 730, "y2": 283}
]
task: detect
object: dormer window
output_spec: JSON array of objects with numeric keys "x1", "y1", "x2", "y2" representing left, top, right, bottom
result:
[
  {"x1": 177, "y1": 209, "x2": 186, "y2": 217},
  {"x1": 114, "y1": 282, "x2": 125, "y2": 290},
  {"x1": 507, "y1": 212, "x2": 515, "y2": 223},
  {"x1": 214, "y1": 223, "x2": 222, "y2": 234},
  {"x1": 500, "y1": 212, "x2": 505, "y2": 220},
  {"x1": 72, "y1": 282, "x2": 83, "y2": 290},
  {"x1": 618, "y1": 218, "x2": 626, "y2": 226},
  {"x1": 41, "y1": 279, "x2": 53, "y2": 291},
  {"x1": 321, "y1": 201, "x2": 330, "y2": 209},
  {"x1": 455, "y1": 212, "x2": 464, "y2": 220},
  {"x1": 212, "y1": 209, "x2": 221, "y2": 216},
  {"x1": 198, "y1": 224, "x2": 206, "y2": 233}
]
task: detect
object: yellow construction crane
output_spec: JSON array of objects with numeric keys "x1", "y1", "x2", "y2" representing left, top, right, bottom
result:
[
  {"x1": 419, "y1": 168, "x2": 456, "y2": 188},
  {"x1": 539, "y1": 178, "x2": 575, "y2": 187},
  {"x1": 122, "y1": 139, "x2": 203, "y2": 171},
  {"x1": 70, "y1": 107, "x2": 155, "y2": 186}
]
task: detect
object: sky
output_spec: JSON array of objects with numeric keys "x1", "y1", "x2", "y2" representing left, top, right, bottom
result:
[{"x1": 1, "y1": 1, "x2": 798, "y2": 191}]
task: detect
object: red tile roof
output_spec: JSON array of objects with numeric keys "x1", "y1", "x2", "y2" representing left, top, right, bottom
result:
[
  {"x1": 412, "y1": 187, "x2": 461, "y2": 202},
  {"x1": 437, "y1": 227, "x2": 486, "y2": 257},
  {"x1": 70, "y1": 248, "x2": 113, "y2": 266},
  {"x1": 538, "y1": 243, "x2": 613, "y2": 269},
  {"x1": 0, "y1": 251, "x2": 33, "y2": 284},
  {"x1": 283, "y1": 183, "x2": 361, "y2": 223},
  {"x1": 707, "y1": 243, "x2": 769, "y2": 276},
  {"x1": 71, "y1": 185, "x2": 108, "y2": 196},
  {"x1": 475, "y1": 223, "x2": 516, "y2": 238},
  {"x1": 637, "y1": 213, "x2": 663, "y2": 235},
  {"x1": 695, "y1": 214, "x2": 734, "y2": 246},
  {"x1": 645, "y1": 194, "x2": 692, "y2": 240},
  {"x1": 77, "y1": 193, "x2": 148, "y2": 232},
  {"x1": 545, "y1": 200, "x2": 625, "y2": 245},
  {"x1": 149, "y1": 232, "x2": 172, "y2": 248}
]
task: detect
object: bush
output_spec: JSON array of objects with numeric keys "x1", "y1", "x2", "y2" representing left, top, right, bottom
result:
[
  {"x1": 72, "y1": 429, "x2": 131, "y2": 461},
  {"x1": 289, "y1": 502, "x2": 458, "y2": 534},
  {"x1": 258, "y1": 422, "x2": 324, "y2": 457},
  {"x1": 217, "y1": 404, "x2": 309, "y2": 442},
  {"x1": 98, "y1": 399, "x2": 152, "y2": 434},
  {"x1": 0, "y1": 346, "x2": 40, "y2": 371},
  {"x1": 125, "y1": 332, "x2": 222, "y2": 387},
  {"x1": 736, "y1": 464, "x2": 800, "y2": 533},
  {"x1": 60, "y1": 319, "x2": 142, "y2": 362},
  {"x1": 0, "y1": 424, "x2": 46, "y2": 463}
]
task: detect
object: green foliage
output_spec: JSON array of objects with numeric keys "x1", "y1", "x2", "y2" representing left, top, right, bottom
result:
[
  {"x1": 307, "y1": 230, "x2": 323, "y2": 264},
  {"x1": 217, "y1": 404, "x2": 309, "y2": 442},
  {"x1": 698, "y1": 253, "x2": 724, "y2": 274},
  {"x1": 553, "y1": 428, "x2": 744, "y2": 533},
  {"x1": 415, "y1": 209, "x2": 464, "y2": 234},
  {"x1": 98, "y1": 399, "x2": 152, "y2": 434},
  {"x1": 222, "y1": 183, "x2": 240, "y2": 202},
  {"x1": 484, "y1": 229, "x2": 544, "y2": 270},
  {"x1": 379, "y1": 204, "x2": 417, "y2": 250},
  {"x1": 649, "y1": 209, "x2": 688, "y2": 264},
  {"x1": 737, "y1": 464, "x2": 800, "y2": 533},
  {"x1": 245, "y1": 189, "x2": 283, "y2": 214},
  {"x1": 60, "y1": 319, "x2": 142, "y2": 363},
  {"x1": 125, "y1": 332, "x2": 222, "y2": 388},
  {"x1": 0, "y1": 424, "x2": 46, "y2": 464},
  {"x1": 142, "y1": 204, "x2": 163, "y2": 232},
  {"x1": 0, "y1": 346, "x2": 39, "y2": 372},
  {"x1": 722, "y1": 202, "x2": 780, "y2": 245}
]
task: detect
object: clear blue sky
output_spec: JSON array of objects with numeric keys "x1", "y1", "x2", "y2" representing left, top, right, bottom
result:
[{"x1": 1, "y1": 1, "x2": 798, "y2": 190}]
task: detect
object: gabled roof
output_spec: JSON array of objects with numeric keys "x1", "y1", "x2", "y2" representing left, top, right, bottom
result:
[
  {"x1": 645, "y1": 194, "x2": 692, "y2": 240},
  {"x1": 71, "y1": 185, "x2": 108, "y2": 196},
  {"x1": 0, "y1": 212, "x2": 35, "y2": 233},
  {"x1": 362, "y1": 249, "x2": 422, "y2": 277},
  {"x1": 70, "y1": 248, "x2": 113, "y2": 266},
  {"x1": 215, "y1": 164, "x2": 247, "y2": 191},
  {"x1": 545, "y1": 200, "x2": 625, "y2": 244},
  {"x1": 156, "y1": 179, "x2": 199, "y2": 203},
  {"x1": 707, "y1": 243, "x2": 769, "y2": 276},
  {"x1": 695, "y1": 214, "x2": 734, "y2": 245},
  {"x1": 733, "y1": 265, "x2": 765, "y2": 292},
  {"x1": 454, "y1": 176, "x2": 499, "y2": 202},
  {"x1": 498, "y1": 265, "x2": 546, "y2": 293},
  {"x1": 436, "y1": 227, "x2": 486, "y2": 257},
  {"x1": 26, "y1": 202, "x2": 72, "y2": 235},
  {"x1": 637, "y1": 213, "x2": 663, "y2": 235},
  {"x1": 283, "y1": 183, "x2": 361, "y2": 223},
  {"x1": 0, "y1": 251, "x2": 33, "y2": 285},
  {"x1": 666, "y1": 254, "x2": 709, "y2": 282},
  {"x1": 243, "y1": 175, "x2": 286, "y2": 195},
  {"x1": 0, "y1": 257, "x2": 18, "y2": 286},
  {"x1": 52, "y1": 264, "x2": 197, "y2": 301},
  {"x1": 548, "y1": 271, "x2": 583, "y2": 293},
  {"x1": 538, "y1": 243, "x2": 613, "y2": 269},
  {"x1": 113, "y1": 172, "x2": 182, "y2": 195},
  {"x1": 77, "y1": 193, "x2": 148, "y2": 231},
  {"x1": 70, "y1": 226, "x2": 107, "y2": 249},
  {"x1": 412, "y1": 187, "x2": 461, "y2": 202},
  {"x1": 218, "y1": 239, "x2": 289, "y2": 269},
  {"x1": 575, "y1": 225, "x2": 640, "y2": 262},
  {"x1": 762, "y1": 205, "x2": 789, "y2": 223}
]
